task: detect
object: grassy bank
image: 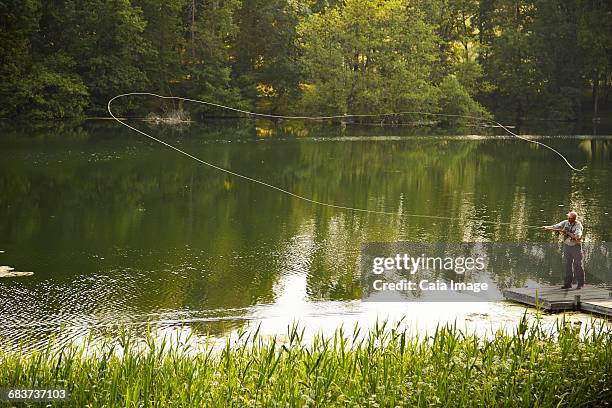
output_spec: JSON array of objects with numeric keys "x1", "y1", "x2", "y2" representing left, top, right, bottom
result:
[{"x1": 1, "y1": 315, "x2": 611, "y2": 407}]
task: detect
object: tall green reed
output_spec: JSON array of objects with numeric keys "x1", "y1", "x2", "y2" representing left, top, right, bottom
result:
[{"x1": 0, "y1": 312, "x2": 610, "y2": 407}]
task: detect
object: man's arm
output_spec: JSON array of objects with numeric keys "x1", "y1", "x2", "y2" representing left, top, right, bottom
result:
[
  {"x1": 543, "y1": 221, "x2": 565, "y2": 230},
  {"x1": 544, "y1": 222, "x2": 582, "y2": 241}
]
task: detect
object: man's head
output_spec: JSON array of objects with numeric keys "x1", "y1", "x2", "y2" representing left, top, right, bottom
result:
[{"x1": 567, "y1": 211, "x2": 578, "y2": 223}]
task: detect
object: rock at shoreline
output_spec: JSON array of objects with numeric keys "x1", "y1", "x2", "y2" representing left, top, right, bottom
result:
[{"x1": 0, "y1": 265, "x2": 34, "y2": 278}]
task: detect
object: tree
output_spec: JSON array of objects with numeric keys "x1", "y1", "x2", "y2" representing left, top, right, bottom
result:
[
  {"x1": 297, "y1": 0, "x2": 441, "y2": 117},
  {"x1": 438, "y1": 75, "x2": 490, "y2": 125},
  {"x1": 530, "y1": 0, "x2": 584, "y2": 119},
  {"x1": 232, "y1": 0, "x2": 307, "y2": 112},
  {"x1": 415, "y1": 0, "x2": 481, "y2": 81},
  {"x1": 11, "y1": 54, "x2": 89, "y2": 120},
  {"x1": 136, "y1": 0, "x2": 186, "y2": 94},
  {"x1": 0, "y1": 0, "x2": 88, "y2": 119},
  {"x1": 577, "y1": 0, "x2": 612, "y2": 117},
  {"x1": 178, "y1": 0, "x2": 244, "y2": 115},
  {"x1": 478, "y1": 0, "x2": 539, "y2": 121},
  {"x1": 416, "y1": 0, "x2": 492, "y2": 100},
  {"x1": 33, "y1": 0, "x2": 153, "y2": 115}
]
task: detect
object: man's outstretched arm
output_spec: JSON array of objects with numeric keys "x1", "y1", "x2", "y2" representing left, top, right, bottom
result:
[{"x1": 543, "y1": 221, "x2": 565, "y2": 231}]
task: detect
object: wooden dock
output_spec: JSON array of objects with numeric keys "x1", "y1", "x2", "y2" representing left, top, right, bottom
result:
[{"x1": 503, "y1": 285, "x2": 612, "y2": 317}]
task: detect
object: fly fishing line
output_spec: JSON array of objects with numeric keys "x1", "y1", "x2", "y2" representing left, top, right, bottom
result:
[{"x1": 108, "y1": 92, "x2": 585, "y2": 230}]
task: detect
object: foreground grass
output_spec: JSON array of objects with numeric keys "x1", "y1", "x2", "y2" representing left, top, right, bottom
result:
[{"x1": 1, "y1": 314, "x2": 611, "y2": 407}]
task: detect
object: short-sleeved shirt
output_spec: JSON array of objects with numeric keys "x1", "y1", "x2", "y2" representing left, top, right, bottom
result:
[{"x1": 552, "y1": 220, "x2": 583, "y2": 246}]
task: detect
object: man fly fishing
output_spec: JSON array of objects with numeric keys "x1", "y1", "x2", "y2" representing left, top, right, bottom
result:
[{"x1": 543, "y1": 211, "x2": 584, "y2": 289}]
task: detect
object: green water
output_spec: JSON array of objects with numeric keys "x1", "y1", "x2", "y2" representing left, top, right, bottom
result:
[{"x1": 1, "y1": 120, "x2": 611, "y2": 349}]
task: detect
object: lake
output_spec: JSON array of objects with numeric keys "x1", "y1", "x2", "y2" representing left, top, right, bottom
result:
[{"x1": 1, "y1": 119, "x2": 611, "y2": 351}]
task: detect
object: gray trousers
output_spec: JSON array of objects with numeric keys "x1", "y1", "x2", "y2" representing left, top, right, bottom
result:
[{"x1": 563, "y1": 244, "x2": 584, "y2": 286}]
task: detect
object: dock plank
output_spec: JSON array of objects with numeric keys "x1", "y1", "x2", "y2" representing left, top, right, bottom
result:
[
  {"x1": 503, "y1": 285, "x2": 612, "y2": 316},
  {"x1": 581, "y1": 300, "x2": 612, "y2": 317}
]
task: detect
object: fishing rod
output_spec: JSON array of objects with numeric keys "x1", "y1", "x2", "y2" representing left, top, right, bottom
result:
[{"x1": 108, "y1": 92, "x2": 585, "y2": 230}]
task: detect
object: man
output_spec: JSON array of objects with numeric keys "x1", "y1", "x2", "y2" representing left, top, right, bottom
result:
[{"x1": 543, "y1": 211, "x2": 584, "y2": 289}]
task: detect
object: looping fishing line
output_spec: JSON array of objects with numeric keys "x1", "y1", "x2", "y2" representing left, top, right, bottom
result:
[{"x1": 108, "y1": 92, "x2": 584, "y2": 230}]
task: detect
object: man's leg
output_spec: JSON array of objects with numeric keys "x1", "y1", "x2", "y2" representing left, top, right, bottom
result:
[
  {"x1": 563, "y1": 245, "x2": 573, "y2": 288},
  {"x1": 572, "y1": 245, "x2": 585, "y2": 287}
]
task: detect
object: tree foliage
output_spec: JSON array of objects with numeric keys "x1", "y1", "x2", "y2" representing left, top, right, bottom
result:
[
  {"x1": 181, "y1": 0, "x2": 244, "y2": 113},
  {"x1": 0, "y1": 0, "x2": 608, "y2": 120},
  {"x1": 233, "y1": 0, "x2": 307, "y2": 112},
  {"x1": 298, "y1": 0, "x2": 440, "y2": 116}
]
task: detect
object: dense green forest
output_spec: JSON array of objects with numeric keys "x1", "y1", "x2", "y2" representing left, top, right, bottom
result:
[{"x1": 1, "y1": 0, "x2": 610, "y2": 121}]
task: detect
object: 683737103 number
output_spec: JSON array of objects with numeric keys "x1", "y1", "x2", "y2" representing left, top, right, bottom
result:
[{"x1": 1, "y1": 388, "x2": 68, "y2": 402}]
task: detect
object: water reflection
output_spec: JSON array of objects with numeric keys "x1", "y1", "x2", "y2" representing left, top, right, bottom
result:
[{"x1": 0, "y1": 120, "x2": 610, "y2": 350}]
